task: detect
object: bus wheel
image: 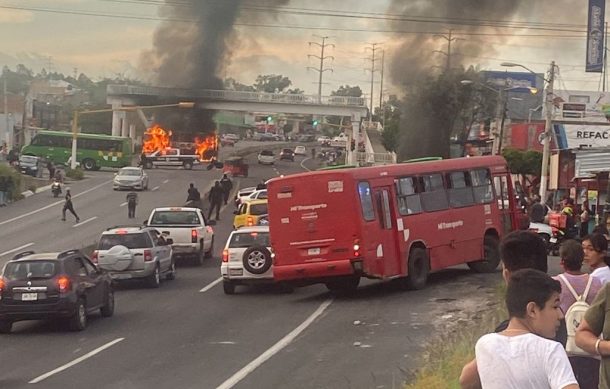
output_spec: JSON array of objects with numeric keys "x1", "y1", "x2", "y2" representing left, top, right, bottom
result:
[
  {"x1": 467, "y1": 236, "x2": 500, "y2": 273},
  {"x1": 325, "y1": 276, "x2": 360, "y2": 294},
  {"x1": 403, "y1": 248, "x2": 429, "y2": 290},
  {"x1": 82, "y1": 159, "x2": 96, "y2": 171}
]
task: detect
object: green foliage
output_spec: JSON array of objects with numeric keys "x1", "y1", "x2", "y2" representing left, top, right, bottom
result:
[
  {"x1": 66, "y1": 167, "x2": 85, "y2": 180},
  {"x1": 502, "y1": 148, "x2": 542, "y2": 176},
  {"x1": 0, "y1": 164, "x2": 22, "y2": 201},
  {"x1": 331, "y1": 85, "x2": 363, "y2": 97},
  {"x1": 253, "y1": 74, "x2": 292, "y2": 93}
]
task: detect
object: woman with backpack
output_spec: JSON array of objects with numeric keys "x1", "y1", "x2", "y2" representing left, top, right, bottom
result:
[{"x1": 554, "y1": 239, "x2": 603, "y2": 389}]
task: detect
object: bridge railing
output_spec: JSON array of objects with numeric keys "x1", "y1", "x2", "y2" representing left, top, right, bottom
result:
[{"x1": 107, "y1": 85, "x2": 366, "y2": 107}]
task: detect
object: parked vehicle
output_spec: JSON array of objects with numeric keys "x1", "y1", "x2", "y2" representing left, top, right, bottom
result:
[
  {"x1": 279, "y1": 148, "x2": 295, "y2": 161},
  {"x1": 18, "y1": 155, "x2": 45, "y2": 177},
  {"x1": 233, "y1": 199, "x2": 269, "y2": 229},
  {"x1": 93, "y1": 226, "x2": 175, "y2": 287},
  {"x1": 257, "y1": 150, "x2": 275, "y2": 165},
  {"x1": 113, "y1": 167, "x2": 149, "y2": 191},
  {"x1": 221, "y1": 226, "x2": 275, "y2": 294},
  {"x1": 0, "y1": 249, "x2": 114, "y2": 333},
  {"x1": 145, "y1": 207, "x2": 215, "y2": 265}
]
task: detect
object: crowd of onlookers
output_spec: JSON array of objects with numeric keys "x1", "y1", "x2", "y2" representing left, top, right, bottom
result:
[{"x1": 460, "y1": 229, "x2": 610, "y2": 389}]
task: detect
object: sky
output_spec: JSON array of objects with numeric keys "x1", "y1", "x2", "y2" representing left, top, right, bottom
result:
[{"x1": 0, "y1": 0, "x2": 605, "y2": 100}]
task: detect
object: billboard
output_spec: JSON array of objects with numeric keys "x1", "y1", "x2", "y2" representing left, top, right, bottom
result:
[
  {"x1": 554, "y1": 123, "x2": 610, "y2": 149},
  {"x1": 481, "y1": 70, "x2": 541, "y2": 92},
  {"x1": 586, "y1": 0, "x2": 605, "y2": 72},
  {"x1": 481, "y1": 71, "x2": 545, "y2": 121},
  {"x1": 551, "y1": 89, "x2": 610, "y2": 122}
]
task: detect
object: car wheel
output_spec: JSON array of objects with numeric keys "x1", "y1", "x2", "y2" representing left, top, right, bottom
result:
[
  {"x1": 204, "y1": 237, "x2": 214, "y2": 259},
  {"x1": 242, "y1": 245, "x2": 272, "y2": 275},
  {"x1": 147, "y1": 264, "x2": 161, "y2": 288},
  {"x1": 467, "y1": 236, "x2": 501, "y2": 273},
  {"x1": 0, "y1": 320, "x2": 12, "y2": 334},
  {"x1": 402, "y1": 247, "x2": 430, "y2": 290},
  {"x1": 166, "y1": 260, "x2": 176, "y2": 280},
  {"x1": 223, "y1": 281, "x2": 236, "y2": 295},
  {"x1": 69, "y1": 298, "x2": 87, "y2": 331},
  {"x1": 82, "y1": 159, "x2": 96, "y2": 171},
  {"x1": 100, "y1": 287, "x2": 115, "y2": 317}
]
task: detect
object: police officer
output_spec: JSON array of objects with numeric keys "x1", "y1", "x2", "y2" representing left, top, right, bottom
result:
[
  {"x1": 208, "y1": 181, "x2": 224, "y2": 221},
  {"x1": 61, "y1": 189, "x2": 80, "y2": 223},
  {"x1": 187, "y1": 183, "x2": 201, "y2": 202},
  {"x1": 219, "y1": 174, "x2": 233, "y2": 205},
  {"x1": 126, "y1": 191, "x2": 138, "y2": 219}
]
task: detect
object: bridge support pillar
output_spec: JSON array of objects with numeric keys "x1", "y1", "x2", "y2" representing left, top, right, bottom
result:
[
  {"x1": 292, "y1": 120, "x2": 299, "y2": 134},
  {"x1": 121, "y1": 113, "x2": 129, "y2": 138},
  {"x1": 129, "y1": 124, "x2": 136, "y2": 152},
  {"x1": 111, "y1": 103, "x2": 123, "y2": 137},
  {"x1": 348, "y1": 115, "x2": 361, "y2": 165}
]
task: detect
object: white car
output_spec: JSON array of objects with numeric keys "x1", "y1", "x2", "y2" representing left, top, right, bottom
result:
[
  {"x1": 244, "y1": 189, "x2": 268, "y2": 202},
  {"x1": 294, "y1": 145, "x2": 306, "y2": 156},
  {"x1": 113, "y1": 167, "x2": 149, "y2": 191},
  {"x1": 257, "y1": 150, "x2": 275, "y2": 165},
  {"x1": 234, "y1": 187, "x2": 257, "y2": 207},
  {"x1": 317, "y1": 136, "x2": 331, "y2": 145},
  {"x1": 221, "y1": 226, "x2": 274, "y2": 294}
]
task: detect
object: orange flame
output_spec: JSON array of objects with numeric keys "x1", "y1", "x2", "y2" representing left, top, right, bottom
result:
[
  {"x1": 143, "y1": 125, "x2": 172, "y2": 154},
  {"x1": 194, "y1": 135, "x2": 219, "y2": 161}
]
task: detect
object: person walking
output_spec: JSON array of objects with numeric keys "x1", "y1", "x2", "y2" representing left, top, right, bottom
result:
[
  {"x1": 46, "y1": 160, "x2": 55, "y2": 182},
  {"x1": 580, "y1": 200, "x2": 591, "y2": 238},
  {"x1": 207, "y1": 181, "x2": 224, "y2": 221},
  {"x1": 219, "y1": 174, "x2": 233, "y2": 205},
  {"x1": 0, "y1": 175, "x2": 7, "y2": 207},
  {"x1": 61, "y1": 189, "x2": 80, "y2": 223},
  {"x1": 126, "y1": 191, "x2": 138, "y2": 219}
]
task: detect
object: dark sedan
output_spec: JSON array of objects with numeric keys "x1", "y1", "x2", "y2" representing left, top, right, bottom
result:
[{"x1": 279, "y1": 148, "x2": 295, "y2": 161}]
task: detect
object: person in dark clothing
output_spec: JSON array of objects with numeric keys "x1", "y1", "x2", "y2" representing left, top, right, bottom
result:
[
  {"x1": 219, "y1": 174, "x2": 233, "y2": 205},
  {"x1": 528, "y1": 195, "x2": 546, "y2": 223},
  {"x1": 256, "y1": 181, "x2": 266, "y2": 191},
  {"x1": 580, "y1": 200, "x2": 591, "y2": 238},
  {"x1": 46, "y1": 160, "x2": 55, "y2": 181},
  {"x1": 126, "y1": 191, "x2": 138, "y2": 219},
  {"x1": 0, "y1": 176, "x2": 7, "y2": 207},
  {"x1": 311, "y1": 147, "x2": 316, "y2": 159},
  {"x1": 61, "y1": 189, "x2": 80, "y2": 223},
  {"x1": 208, "y1": 181, "x2": 224, "y2": 221},
  {"x1": 187, "y1": 183, "x2": 201, "y2": 203}
]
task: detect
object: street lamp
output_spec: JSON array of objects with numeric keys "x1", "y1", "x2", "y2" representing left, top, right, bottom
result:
[
  {"x1": 501, "y1": 61, "x2": 556, "y2": 205},
  {"x1": 70, "y1": 102, "x2": 195, "y2": 169}
]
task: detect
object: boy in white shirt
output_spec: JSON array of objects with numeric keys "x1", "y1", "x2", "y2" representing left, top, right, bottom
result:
[{"x1": 474, "y1": 269, "x2": 578, "y2": 389}]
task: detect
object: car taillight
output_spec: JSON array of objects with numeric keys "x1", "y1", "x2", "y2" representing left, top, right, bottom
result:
[
  {"x1": 191, "y1": 229, "x2": 198, "y2": 243},
  {"x1": 222, "y1": 249, "x2": 229, "y2": 262},
  {"x1": 91, "y1": 250, "x2": 98, "y2": 263},
  {"x1": 57, "y1": 276, "x2": 71, "y2": 293},
  {"x1": 247, "y1": 216, "x2": 254, "y2": 226},
  {"x1": 353, "y1": 239, "x2": 361, "y2": 258},
  {"x1": 0, "y1": 277, "x2": 5, "y2": 295},
  {"x1": 144, "y1": 249, "x2": 153, "y2": 262}
]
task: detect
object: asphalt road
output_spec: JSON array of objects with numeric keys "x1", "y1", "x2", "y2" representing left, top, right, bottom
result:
[{"x1": 0, "y1": 143, "x2": 563, "y2": 389}]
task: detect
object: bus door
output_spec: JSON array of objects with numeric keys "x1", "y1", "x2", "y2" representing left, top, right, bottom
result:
[
  {"x1": 372, "y1": 187, "x2": 401, "y2": 277},
  {"x1": 493, "y1": 173, "x2": 514, "y2": 234}
]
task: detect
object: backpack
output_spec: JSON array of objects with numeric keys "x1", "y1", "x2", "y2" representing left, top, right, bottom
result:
[{"x1": 558, "y1": 274, "x2": 594, "y2": 357}]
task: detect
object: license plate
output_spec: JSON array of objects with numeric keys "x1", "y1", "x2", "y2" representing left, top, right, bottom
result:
[
  {"x1": 21, "y1": 293, "x2": 38, "y2": 301},
  {"x1": 550, "y1": 237, "x2": 557, "y2": 243},
  {"x1": 308, "y1": 248, "x2": 321, "y2": 256},
  {"x1": 229, "y1": 268, "x2": 243, "y2": 276}
]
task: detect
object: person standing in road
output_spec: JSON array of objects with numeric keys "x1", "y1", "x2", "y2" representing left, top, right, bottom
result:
[
  {"x1": 219, "y1": 174, "x2": 233, "y2": 205},
  {"x1": 0, "y1": 175, "x2": 7, "y2": 207},
  {"x1": 187, "y1": 183, "x2": 201, "y2": 203},
  {"x1": 46, "y1": 160, "x2": 55, "y2": 182},
  {"x1": 311, "y1": 147, "x2": 316, "y2": 159},
  {"x1": 207, "y1": 181, "x2": 224, "y2": 221},
  {"x1": 61, "y1": 189, "x2": 80, "y2": 223},
  {"x1": 126, "y1": 191, "x2": 138, "y2": 219}
]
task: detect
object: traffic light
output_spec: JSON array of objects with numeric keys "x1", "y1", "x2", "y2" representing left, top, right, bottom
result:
[
  {"x1": 266, "y1": 116, "x2": 272, "y2": 123},
  {"x1": 312, "y1": 119, "x2": 319, "y2": 126}
]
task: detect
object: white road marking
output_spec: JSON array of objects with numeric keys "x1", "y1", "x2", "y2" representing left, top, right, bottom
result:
[
  {"x1": 216, "y1": 299, "x2": 333, "y2": 389},
  {"x1": 0, "y1": 180, "x2": 112, "y2": 227},
  {"x1": 0, "y1": 242, "x2": 35, "y2": 257},
  {"x1": 72, "y1": 216, "x2": 98, "y2": 228},
  {"x1": 199, "y1": 277, "x2": 223, "y2": 293},
  {"x1": 300, "y1": 158, "x2": 312, "y2": 172},
  {"x1": 162, "y1": 179, "x2": 169, "y2": 184},
  {"x1": 151, "y1": 186, "x2": 160, "y2": 191},
  {"x1": 120, "y1": 202, "x2": 128, "y2": 207},
  {"x1": 29, "y1": 338, "x2": 125, "y2": 384}
]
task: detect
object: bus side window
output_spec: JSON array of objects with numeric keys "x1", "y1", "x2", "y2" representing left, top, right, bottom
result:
[
  {"x1": 395, "y1": 177, "x2": 422, "y2": 215},
  {"x1": 447, "y1": 171, "x2": 474, "y2": 208},
  {"x1": 421, "y1": 173, "x2": 449, "y2": 212},
  {"x1": 471, "y1": 169, "x2": 493, "y2": 203},
  {"x1": 493, "y1": 176, "x2": 509, "y2": 210},
  {"x1": 358, "y1": 182, "x2": 376, "y2": 221}
]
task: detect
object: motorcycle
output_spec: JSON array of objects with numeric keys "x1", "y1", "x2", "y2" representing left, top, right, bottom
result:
[{"x1": 51, "y1": 181, "x2": 62, "y2": 198}]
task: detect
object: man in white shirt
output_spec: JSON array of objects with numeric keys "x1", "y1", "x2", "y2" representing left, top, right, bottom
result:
[{"x1": 473, "y1": 269, "x2": 578, "y2": 389}]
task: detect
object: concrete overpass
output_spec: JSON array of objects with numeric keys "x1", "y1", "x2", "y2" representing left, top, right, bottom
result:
[{"x1": 106, "y1": 84, "x2": 383, "y2": 165}]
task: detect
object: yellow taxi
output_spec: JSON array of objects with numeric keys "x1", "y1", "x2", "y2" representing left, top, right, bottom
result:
[{"x1": 233, "y1": 199, "x2": 268, "y2": 229}]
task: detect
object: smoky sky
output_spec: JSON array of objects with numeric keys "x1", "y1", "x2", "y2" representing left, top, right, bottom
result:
[{"x1": 387, "y1": 0, "x2": 525, "y2": 86}]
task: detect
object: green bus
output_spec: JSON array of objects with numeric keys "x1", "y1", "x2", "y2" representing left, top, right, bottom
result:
[{"x1": 21, "y1": 130, "x2": 132, "y2": 171}]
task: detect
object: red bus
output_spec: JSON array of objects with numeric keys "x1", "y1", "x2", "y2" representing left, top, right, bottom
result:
[{"x1": 267, "y1": 156, "x2": 522, "y2": 292}]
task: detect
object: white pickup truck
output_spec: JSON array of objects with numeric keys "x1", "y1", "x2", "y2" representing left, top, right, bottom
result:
[
  {"x1": 145, "y1": 207, "x2": 215, "y2": 265},
  {"x1": 142, "y1": 148, "x2": 200, "y2": 170},
  {"x1": 330, "y1": 133, "x2": 348, "y2": 147}
]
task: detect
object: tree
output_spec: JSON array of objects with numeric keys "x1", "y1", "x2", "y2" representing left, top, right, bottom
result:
[
  {"x1": 287, "y1": 88, "x2": 304, "y2": 94},
  {"x1": 331, "y1": 85, "x2": 363, "y2": 97},
  {"x1": 379, "y1": 95, "x2": 402, "y2": 152},
  {"x1": 223, "y1": 77, "x2": 255, "y2": 92},
  {"x1": 253, "y1": 74, "x2": 292, "y2": 93}
]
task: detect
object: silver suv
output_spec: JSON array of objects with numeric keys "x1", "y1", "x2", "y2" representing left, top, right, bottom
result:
[{"x1": 93, "y1": 226, "x2": 175, "y2": 288}]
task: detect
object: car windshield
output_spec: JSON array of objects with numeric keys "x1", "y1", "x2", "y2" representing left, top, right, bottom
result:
[
  {"x1": 260, "y1": 150, "x2": 273, "y2": 156},
  {"x1": 20, "y1": 156, "x2": 38, "y2": 163},
  {"x1": 98, "y1": 233, "x2": 151, "y2": 250},
  {"x1": 4, "y1": 261, "x2": 57, "y2": 280},
  {"x1": 250, "y1": 204, "x2": 268, "y2": 215},
  {"x1": 150, "y1": 211, "x2": 201, "y2": 225},
  {"x1": 119, "y1": 169, "x2": 141, "y2": 176},
  {"x1": 228, "y1": 231, "x2": 270, "y2": 248},
  {"x1": 282, "y1": 149, "x2": 292, "y2": 153}
]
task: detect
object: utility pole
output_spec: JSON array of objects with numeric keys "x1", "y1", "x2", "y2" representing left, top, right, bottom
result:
[
  {"x1": 3, "y1": 77, "x2": 8, "y2": 149},
  {"x1": 379, "y1": 50, "x2": 385, "y2": 128},
  {"x1": 539, "y1": 61, "x2": 556, "y2": 206},
  {"x1": 307, "y1": 36, "x2": 334, "y2": 103},
  {"x1": 433, "y1": 30, "x2": 464, "y2": 71},
  {"x1": 365, "y1": 43, "x2": 382, "y2": 123}
]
